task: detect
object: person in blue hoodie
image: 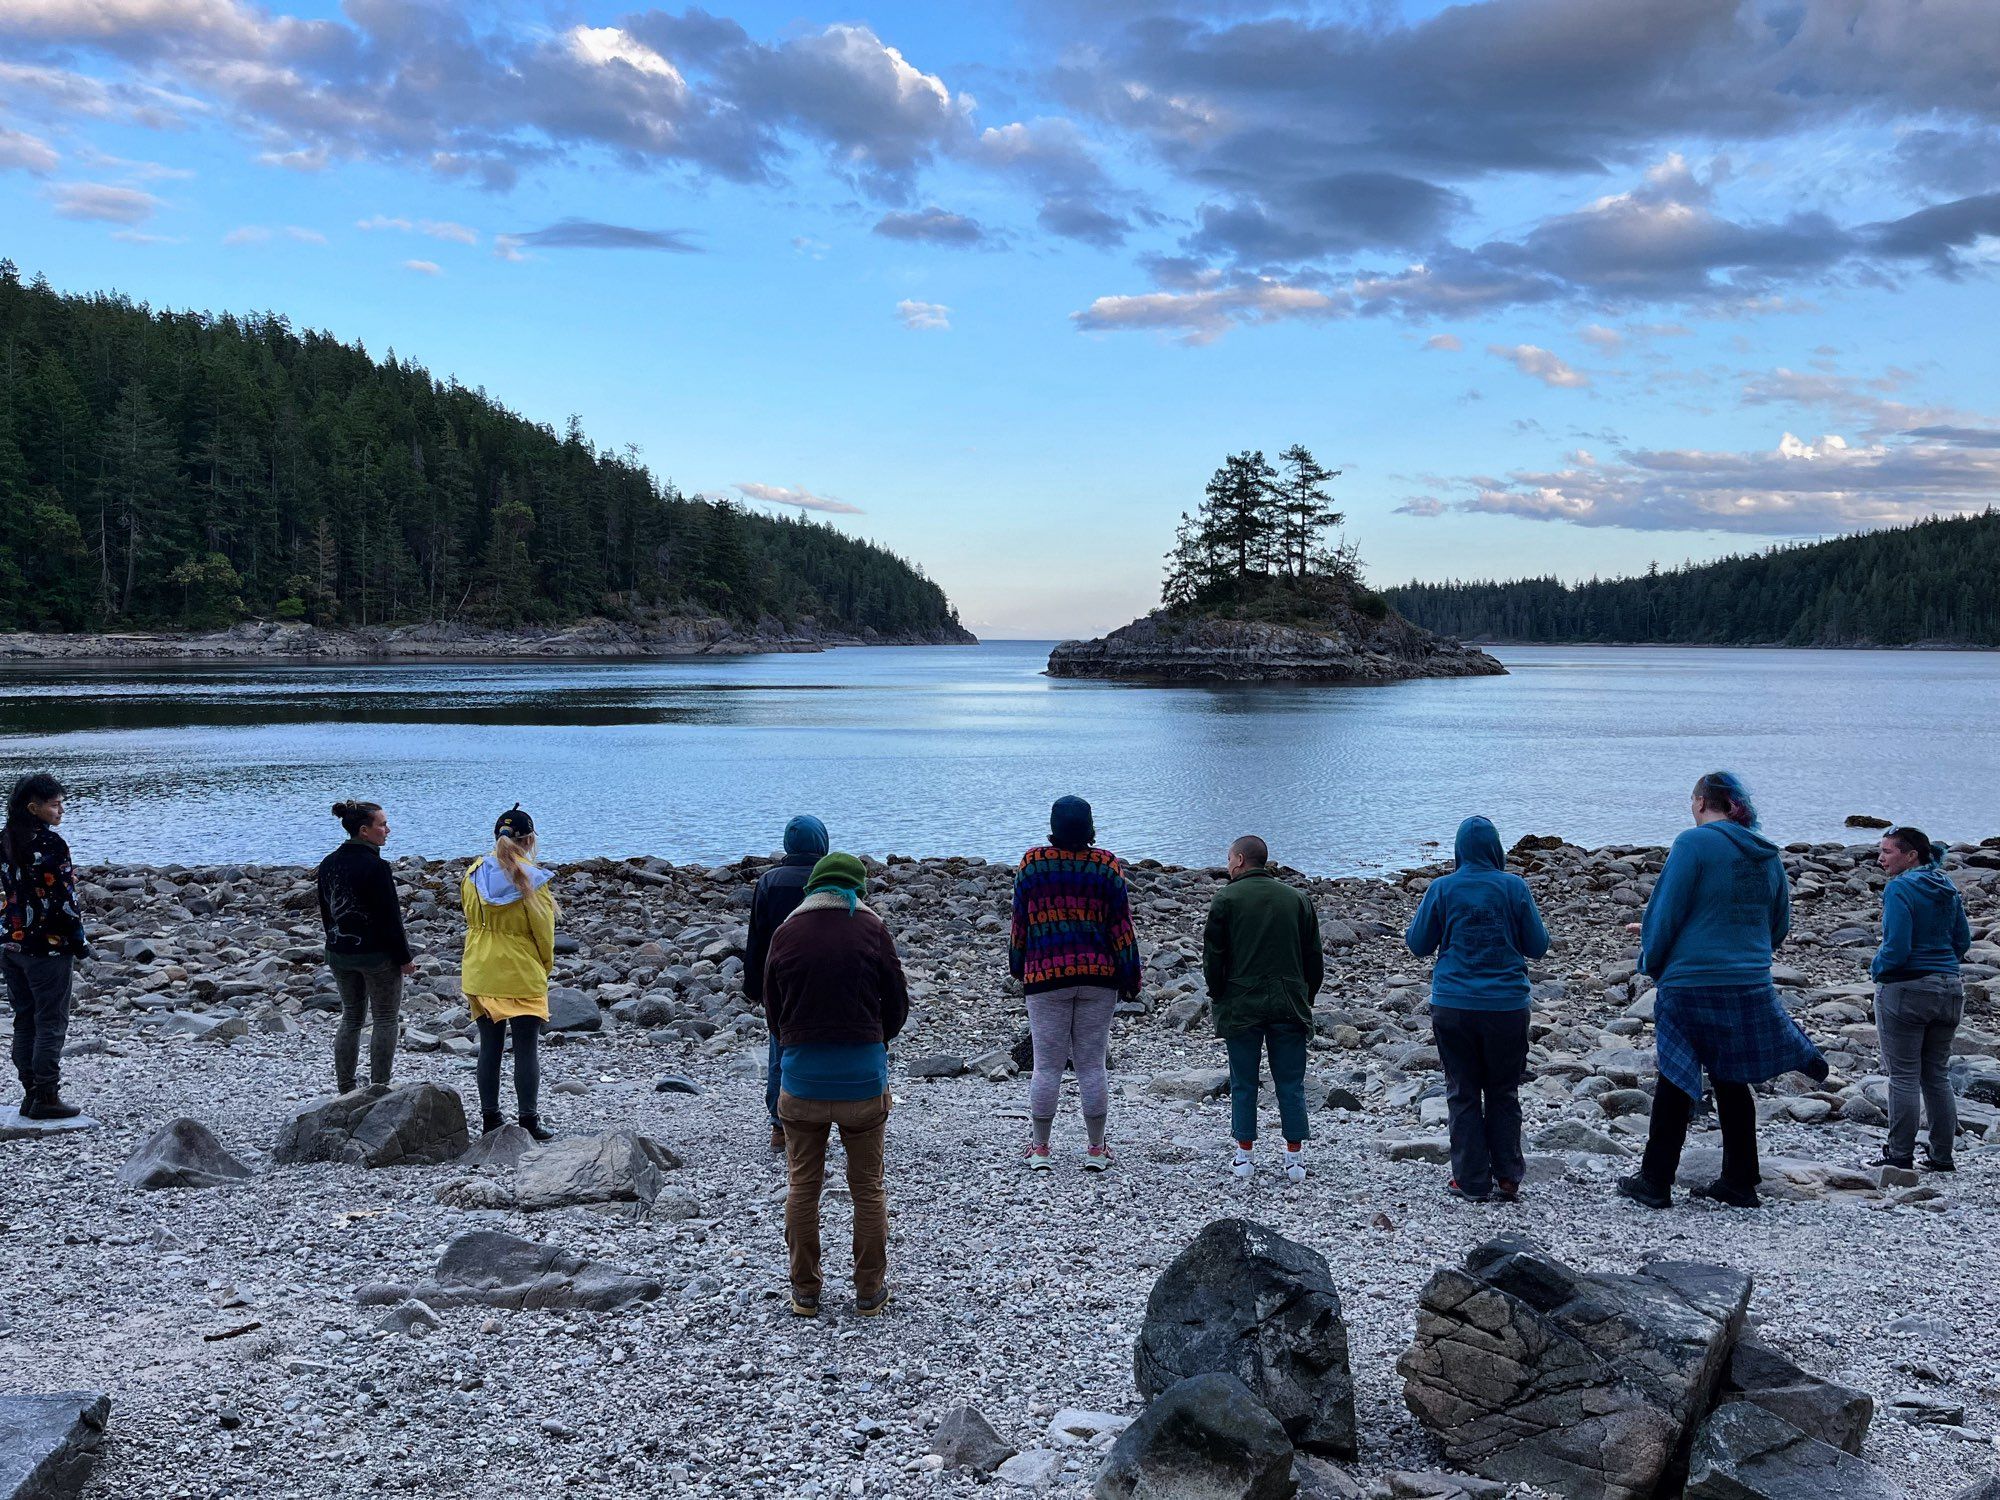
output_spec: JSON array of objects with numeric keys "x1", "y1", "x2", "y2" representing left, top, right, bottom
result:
[
  {"x1": 1405, "y1": 817, "x2": 1551, "y2": 1203},
  {"x1": 747, "y1": 815, "x2": 831, "y2": 1151},
  {"x1": 1870, "y1": 826, "x2": 1971, "y2": 1171},
  {"x1": 1616, "y1": 772, "x2": 1827, "y2": 1212}
]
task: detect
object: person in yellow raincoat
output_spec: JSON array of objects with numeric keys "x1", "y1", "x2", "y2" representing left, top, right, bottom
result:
[{"x1": 462, "y1": 804, "x2": 558, "y2": 1140}]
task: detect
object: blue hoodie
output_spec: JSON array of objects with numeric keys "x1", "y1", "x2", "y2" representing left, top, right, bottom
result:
[
  {"x1": 1405, "y1": 817, "x2": 1551, "y2": 1011},
  {"x1": 1640, "y1": 821, "x2": 1790, "y2": 987},
  {"x1": 471, "y1": 858, "x2": 552, "y2": 906},
  {"x1": 1873, "y1": 862, "x2": 1972, "y2": 981}
]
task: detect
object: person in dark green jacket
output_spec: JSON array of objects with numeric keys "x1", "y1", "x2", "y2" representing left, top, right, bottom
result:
[{"x1": 1203, "y1": 835, "x2": 1324, "y2": 1183}]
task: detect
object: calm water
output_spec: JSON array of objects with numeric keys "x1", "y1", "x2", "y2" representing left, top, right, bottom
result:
[{"x1": 2, "y1": 642, "x2": 1996, "y2": 873}]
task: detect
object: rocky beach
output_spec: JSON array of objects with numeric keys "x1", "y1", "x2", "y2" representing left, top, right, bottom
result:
[{"x1": 4, "y1": 835, "x2": 1999, "y2": 1499}]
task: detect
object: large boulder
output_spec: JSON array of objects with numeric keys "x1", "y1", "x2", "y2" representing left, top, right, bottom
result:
[
  {"x1": 1718, "y1": 1341, "x2": 1874, "y2": 1456},
  {"x1": 116, "y1": 1118, "x2": 254, "y2": 1190},
  {"x1": 1094, "y1": 1373, "x2": 1295, "y2": 1500},
  {"x1": 513, "y1": 1131, "x2": 682, "y2": 1211},
  {"x1": 0, "y1": 1391, "x2": 110, "y2": 1500},
  {"x1": 273, "y1": 1083, "x2": 468, "y2": 1168},
  {"x1": 353, "y1": 1230, "x2": 662, "y2": 1312},
  {"x1": 1135, "y1": 1218, "x2": 1357, "y2": 1458},
  {"x1": 1398, "y1": 1232, "x2": 1752, "y2": 1500},
  {"x1": 1684, "y1": 1402, "x2": 1903, "y2": 1499},
  {"x1": 544, "y1": 987, "x2": 601, "y2": 1032}
]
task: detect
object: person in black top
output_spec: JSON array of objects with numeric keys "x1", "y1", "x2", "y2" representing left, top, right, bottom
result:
[
  {"x1": 317, "y1": 799, "x2": 416, "y2": 1094},
  {"x1": 2, "y1": 772, "x2": 89, "y2": 1120},
  {"x1": 746, "y1": 814, "x2": 829, "y2": 1150}
]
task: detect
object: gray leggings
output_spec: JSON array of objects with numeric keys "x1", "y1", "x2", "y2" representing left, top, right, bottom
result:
[
  {"x1": 333, "y1": 962, "x2": 403, "y2": 1093},
  {"x1": 1026, "y1": 986, "x2": 1118, "y2": 1121},
  {"x1": 1877, "y1": 974, "x2": 1964, "y2": 1163}
]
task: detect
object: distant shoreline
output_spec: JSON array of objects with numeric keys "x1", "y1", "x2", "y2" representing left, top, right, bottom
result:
[
  {"x1": 1457, "y1": 638, "x2": 1998, "y2": 653},
  {"x1": 0, "y1": 616, "x2": 978, "y2": 665}
]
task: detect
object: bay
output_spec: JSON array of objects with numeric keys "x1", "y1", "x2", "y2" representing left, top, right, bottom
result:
[{"x1": 1, "y1": 641, "x2": 1995, "y2": 872}]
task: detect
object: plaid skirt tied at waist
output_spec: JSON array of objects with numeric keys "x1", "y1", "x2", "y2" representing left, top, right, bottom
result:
[{"x1": 1653, "y1": 981, "x2": 1825, "y2": 1100}]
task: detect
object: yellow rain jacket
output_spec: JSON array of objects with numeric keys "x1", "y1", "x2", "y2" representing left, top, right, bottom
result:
[{"x1": 461, "y1": 856, "x2": 557, "y2": 1021}]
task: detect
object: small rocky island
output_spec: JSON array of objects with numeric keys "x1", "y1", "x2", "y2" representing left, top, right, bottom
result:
[
  {"x1": 1047, "y1": 604, "x2": 1504, "y2": 683},
  {"x1": 1050, "y1": 444, "x2": 1505, "y2": 683}
]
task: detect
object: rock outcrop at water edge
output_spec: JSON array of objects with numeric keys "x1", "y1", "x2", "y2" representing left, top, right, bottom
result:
[{"x1": 1046, "y1": 611, "x2": 1504, "y2": 683}]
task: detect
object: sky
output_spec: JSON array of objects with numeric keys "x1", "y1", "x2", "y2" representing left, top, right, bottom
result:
[{"x1": 3, "y1": 0, "x2": 1999, "y2": 639}]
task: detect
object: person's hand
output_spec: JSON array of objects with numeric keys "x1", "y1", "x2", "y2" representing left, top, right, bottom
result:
[
  {"x1": 1623, "y1": 922, "x2": 1642, "y2": 936},
  {"x1": 401, "y1": 962, "x2": 418, "y2": 977}
]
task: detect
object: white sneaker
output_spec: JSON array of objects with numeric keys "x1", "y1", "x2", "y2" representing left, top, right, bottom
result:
[
  {"x1": 1230, "y1": 1145, "x2": 1255, "y2": 1181},
  {"x1": 1025, "y1": 1143, "x2": 1052, "y2": 1172},
  {"x1": 1284, "y1": 1146, "x2": 1306, "y2": 1184}
]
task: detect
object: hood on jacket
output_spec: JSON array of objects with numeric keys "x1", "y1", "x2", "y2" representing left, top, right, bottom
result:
[
  {"x1": 471, "y1": 856, "x2": 551, "y2": 907},
  {"x1": 1898, "y1": 863, "x2": 1960, "y2": 907},
  {"x1": 783, "y1": 814, "x2": 830, "y2": 859},
  {"x1": 1454, "y1": 816, "x2": 1505, "y2": 871},
  {"x1": 1705, "y1": 819, "x2": 1782, "y2": 863}
]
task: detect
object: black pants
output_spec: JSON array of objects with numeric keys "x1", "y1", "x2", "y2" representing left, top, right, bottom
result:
[
  {"x1": 1640, "y1": 1077, "x2": 1759, "y2": 1192},
  {"x1": 476, "y1": 1015, "x2": 542, "y2": 1119},
  {"x1": 4, "y1": 950, "x2": 73, "y2": 1092},
  {"x1": 1431, "y1": 1006, "x2": 1529, "y2": 1194},
  {"x1": 332, "y1": 963, "x2": 403, "y2": 1093}
]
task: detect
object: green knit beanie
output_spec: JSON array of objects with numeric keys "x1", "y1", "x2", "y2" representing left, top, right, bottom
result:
[{"x1": 805, "y1": 851, "x2": 868, "y2": 899}]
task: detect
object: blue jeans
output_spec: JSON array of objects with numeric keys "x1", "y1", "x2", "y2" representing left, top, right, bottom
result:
[
  {"x1": 767, "y1": 1032, "x2": 783, "y2": 1127},
  {"x1": 1225, "y1": 1021, "x2": 1311, "y2": 1145}
]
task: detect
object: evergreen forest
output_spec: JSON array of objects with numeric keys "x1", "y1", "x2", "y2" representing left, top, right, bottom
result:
[
  {"x1": 1161, "y1": 445, "x2": 1387, "y2": 621},
  {"x1": 0, "y1": 264, "x2": 964, "y2": 637},
  {"x1": 1386, "y1": 511, "x2": 2000, "y2": 647}
]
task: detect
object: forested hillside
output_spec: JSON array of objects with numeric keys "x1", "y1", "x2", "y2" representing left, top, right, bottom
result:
[
  {"x1": 1386, "y1": 511, "x2": 2000, "y2": 647},
  {"x1": 0, "y1": 263, "x2": 964, "y2": 638}
]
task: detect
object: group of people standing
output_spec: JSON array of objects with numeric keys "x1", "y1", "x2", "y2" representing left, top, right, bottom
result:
[{"x1": 2, "y1": 768, "x2": 1975, "y2": 1322}]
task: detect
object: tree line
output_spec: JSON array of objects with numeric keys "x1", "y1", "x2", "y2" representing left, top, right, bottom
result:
[
  {"x1": 0, "y1": 263, "x2": 964, "y2": 638},
  {"x1": 1162, "y1": 445, "x2": 1367, "y2": 617},
  {"x1": 1385, "y1": 511, "x2": 2000, "y2": 647}
]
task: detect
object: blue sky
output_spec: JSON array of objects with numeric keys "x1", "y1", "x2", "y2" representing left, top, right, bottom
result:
[{"x1": 4, "y1": 0, "x2": 1999, "y2": 638}]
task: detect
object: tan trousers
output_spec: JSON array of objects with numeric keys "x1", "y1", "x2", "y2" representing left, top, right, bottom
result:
[{"x1": 778, "y1": 1090, "x2": 891, "y2": 1299}]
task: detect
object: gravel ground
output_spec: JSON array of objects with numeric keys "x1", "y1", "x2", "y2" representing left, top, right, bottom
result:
[{"x1": 3, "y1": 839, "x2": 1998, "y2": 1499}]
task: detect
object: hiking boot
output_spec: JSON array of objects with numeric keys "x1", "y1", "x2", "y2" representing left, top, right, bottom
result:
[
  {"x1": 26, "y1": 1086, "x2": 81, "y2": 1121},
  {"x1": 1082, "y1": 1143, "x2": 1115, "y2": 1172},
  {"x1": 1024, "y1": 1143, "x2": 1052, "y2": 1172},
  {"x1": 1615, "y1": 1173, "x2": 1672, "y2": 1210},
  {"x1": 1493, "y1": 1179, "x2": 1521, "y2": 1204},
  {"x1": 769, "y1": 1124, "x2": 788, "y2": 1153},
  {"x1": 1445, "y1": 1178, "x2": 1488, "y2": 1203},
  {"x1": 480, "y1": 1111, "x2": 506, "y2": 1134},
  {"x1": 1283, "y1": 1147, "x2": 1306, "y2": 1184},
  {"x1": 1691, "y1": 1179, "x2": 1760, "y2": 1208},
  {"x1": 1920, "y1": 1151, "x2": 1956, "y2": 1173},
  {"x1": 790, "y1": 1290, "x2": 819, "y2": 1319},
  {"x1": 1868, "y1": 1151, "x2": 1915, "y2": 1170},
  {"x1": 1230, "y1": 1145, "x2": 1255, "y2": 1181},
  {"x1": 519, "y1": 1115, "x2": 555, "y2": 1143},
  {"x1": 854, "y1": 1287, "x2": 891, "y2": 1318}
]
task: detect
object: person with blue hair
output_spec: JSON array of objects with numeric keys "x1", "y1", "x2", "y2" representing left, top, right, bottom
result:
[
  {"x1": 747, "y1": 814, "x2": 831, "y2": 1150},
  {"x1": 1617, "y1": 772, "x2": 1827, "y2": 1211},
  {"x1": 1870, "y1": 825, "x2": 1971, "y2": 1172}
]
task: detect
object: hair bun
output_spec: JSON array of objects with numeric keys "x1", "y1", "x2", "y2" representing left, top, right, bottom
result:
[{"x1": 331, "y1": 800, "x2": 353, "y2": 818}]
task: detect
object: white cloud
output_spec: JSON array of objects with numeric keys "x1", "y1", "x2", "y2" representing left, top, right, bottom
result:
[
  {"x1": 1071, "y1": 279, "x2": 1340, "y2": 345},
  {"x1": 0, "y1": 125, "x2": 59, "y2": 174},
  {"x1": 1422, "y1": 333, "x2": 1462, "y2": 351},
  {"x1": 222, "y1": 225, "x2": 269, "y2": 245},
  {"x1": 47, "y1": 180, "x2": 160, "y2": 223},
  {"x1": 1437, "y1": 427, "x2": 2000, "y2": 534},
  {"x1": 1488, "y1": 343, "x2": 1589, "y2": 389},
  {"x1": 733, "y1": 481, "x2": 864, "y2": 515},
  {"x1": 358, "y1": 213, "x2": 475, "y2": 244},
  {"x1": 565, "y1": 25, "x2": 686, "y2": 89},
  {"x1": 1579, "y1": 324, "x2": 1625, "y2": 353},
  {"x1": 403, "y1": 259, "x2": 441, "y2": 275},
  {"x1": 896, "y1": 298, "x2": 951, "y2": 331},
  {"x1": 285, "y1": 224, "x2": 325, "y2": 243}
]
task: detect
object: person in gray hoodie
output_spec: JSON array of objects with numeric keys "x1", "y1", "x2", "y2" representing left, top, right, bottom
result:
[
  {"x1": 1871, "y1": 826, "x2": 1972, "y2": 1171},
  {"x1": 1405, "y1": 816, "x2": 1551, "y2": 1203}
]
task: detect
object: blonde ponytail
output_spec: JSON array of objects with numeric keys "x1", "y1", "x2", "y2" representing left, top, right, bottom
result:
[{"x1": 492, "y1": 832, "x2": 545, "y2": 903}]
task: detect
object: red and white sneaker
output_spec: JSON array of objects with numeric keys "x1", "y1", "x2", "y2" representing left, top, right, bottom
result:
[
  {"x1": 1083, "y1": 1143, "x2": 1116, "y2": 1172},
  {"x1": 1024, "y1": 1143, "x2": 1052, "y2": 1171}
]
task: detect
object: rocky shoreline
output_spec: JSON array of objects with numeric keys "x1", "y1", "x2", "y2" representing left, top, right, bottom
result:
[
  {"x1": 0, "y1": 614, "x2": 977, "y2": 663},
  {"x1": 1046, "y1": 612, "x2": 1505, "y2": 683},
  {"x1": 3, "y1": 835, "x2": 1997, "y2": 1498}
]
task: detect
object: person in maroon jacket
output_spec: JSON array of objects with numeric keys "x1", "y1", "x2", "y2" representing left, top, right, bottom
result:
[{"x1": 764, "y1": 852, "x2": 910, "y2": 1319}]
